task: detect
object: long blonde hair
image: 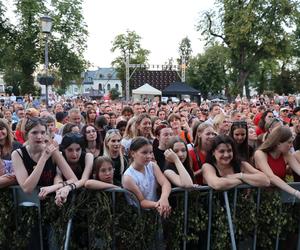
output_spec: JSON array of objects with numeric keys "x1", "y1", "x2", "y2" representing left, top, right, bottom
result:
[
  {"x1": 123, "y1": 116, "x2": 137, "y2": 139},
  {"x1": 103, "y1": 129, "x2": 125, "y2": 174},
  {"x1": 194, "y1": 123, "x2": 214, "y2": 148}
]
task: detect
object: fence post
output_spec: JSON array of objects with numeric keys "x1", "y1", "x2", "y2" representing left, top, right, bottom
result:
[
  {"x1": 253, "y1": 188, "x2": 261, "y2": 250},
  {"x1": 182, "y1": 189, "x2": 189, "y2": 250},
  {"x1": 207, "y1": 189, "x2": 213, "y2": 250},
  {"x1": 224, "y1": 191, "x2": 237, "y2": 250}
]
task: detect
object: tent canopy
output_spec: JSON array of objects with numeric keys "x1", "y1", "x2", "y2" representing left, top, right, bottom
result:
[
  {"x1": 132, "y1": 83, "x2": 162, "y2": 95},
  {"x1": 162, "y1": 82, "x2": 200, "y2": 96}
]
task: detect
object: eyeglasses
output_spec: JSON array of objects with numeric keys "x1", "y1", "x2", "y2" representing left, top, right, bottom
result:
[{"x1": 106, "y1": 128, "x2": 120, "y2": 134}]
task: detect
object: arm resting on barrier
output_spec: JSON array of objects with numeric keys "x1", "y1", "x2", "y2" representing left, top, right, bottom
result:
[
  {"x1": 122, "y1": 175, "x2": 158, "y2": 209},
  {"x1": 0, "y1": 175, "x2": 16, "y2": 188},
  {"x1": 239, "y1": 161, "x2": 270, "y2": 187},
  {"x1": 255, "y1": 150, "x2": 300, "y2": 199},
  {"x1": 12, "y1": 148, "x2": 49, "y2": 194},
  {"x1": 164, "y1": 149, "x2": 193, "y2": 188},
  {"x1": 202, "y1": 163, "x2": 242, "y2": 190},
  {"x1": 154, "y1": 163, "x2": 172, "y2": 218},
  {"x1": 85, "y1": 180, "x2": 119, "y2": 190}
]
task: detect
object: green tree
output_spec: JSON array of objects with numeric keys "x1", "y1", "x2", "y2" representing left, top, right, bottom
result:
[
  {"x1": 111, "y1": 30, "x2": 150, "y2": 95},
  {"x1": 0, "y1": 0, "x2": 87, "y2": 95},
  {"x1": 187, "y1": 44, "x2": 231, "y2": 100},
  {"x1": 109, "y1": 88, "x2": 120, "y2": 100},
  {"x1": 177, "y1": 36, "x2": 192, "y2": 66},
  {"x1": 198, "y1": 0, "x2": 298, "y2": 95}
]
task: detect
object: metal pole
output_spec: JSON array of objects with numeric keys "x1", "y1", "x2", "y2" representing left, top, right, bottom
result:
[
  {"x1": 125, "y1": 55, "x2": 130, "y2": 101},
  {"x1": 45, "y1": 34, "x2": 49, "y2": 108},
  {"x1": 181, "y1": 56, "x2": 186, "y2": 82}
]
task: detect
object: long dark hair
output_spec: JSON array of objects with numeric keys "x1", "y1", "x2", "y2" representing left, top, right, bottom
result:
[
  {"x1": 206, "y1": 135, "x2": 241, "y2": 173},
  {"x1": 166, "y1": 136, "x2": 194, "y2": 180},
  {"x1": 81, "y1": 124, "x2": 103, "y2": 153},
  {"x1": 229, "y1": 121, "x2": 250, "y2": 162}
]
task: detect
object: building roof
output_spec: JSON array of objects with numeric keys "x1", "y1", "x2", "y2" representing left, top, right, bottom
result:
[{"x1": 83, "y1": 68, "x2": 118, "y2": 84}]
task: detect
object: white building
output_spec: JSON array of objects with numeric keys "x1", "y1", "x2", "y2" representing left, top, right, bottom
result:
[{"x1": 65, "y1": 67, "x2": 122, "y2": 97}]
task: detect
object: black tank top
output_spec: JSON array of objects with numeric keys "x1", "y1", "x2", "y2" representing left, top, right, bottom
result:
[{"x1": 18, "y1": 146, "x2": 57, "y2": 187}]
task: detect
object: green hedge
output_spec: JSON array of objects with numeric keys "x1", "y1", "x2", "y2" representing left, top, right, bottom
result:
[{"x1": 0, "y1": 188, "x2": 299, "y2": 250}]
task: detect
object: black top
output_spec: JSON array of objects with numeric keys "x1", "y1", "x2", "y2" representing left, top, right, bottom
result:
[
  {"x1": 153, "y1": 147, "x2": 166, "y2": 171},
  {"x1": 63, "y1": 151, "x2": 86, "y2": 180},
  {"x1": 18, "y1": 146, "x2": 56, "y2": 187},
  {"x1": 111, "y1": 155, "x2": 128, "y2": 186},
  {"x1": 164, "y1": 163, "x2": 194, "y2": 188}
]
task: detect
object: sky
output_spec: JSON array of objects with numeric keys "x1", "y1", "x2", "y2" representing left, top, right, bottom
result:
[{"x1": 82, "y1": 0, "x2": 215, "y2": 68}]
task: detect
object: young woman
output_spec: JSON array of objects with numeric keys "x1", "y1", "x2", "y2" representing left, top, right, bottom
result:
[
  {"x1": 256, "y1": 110, "x2": 274, "y2": 136},
  {"x1": 229, "y1": 121, "x2": 254, "y2": 163},
  {"x1": 85, "y1": 108, "x2": 97, "y2": 126},
  {"x1": 168, "y1": 113, "x2": 192, "y2": 144},
  {"x1": 82, "y1": 124, "x2": 103, "y2": 158},
  {"x1": 11, "y1": 117, "x2": 77, "y2": 197},
  {"x1": 121, "y1": 116, "x2": 137, "y2": 156},
  {"x1": 203, "y1": 135, "x2": 269, "y2": 190},
  {"x1": 0, "y1": 119, "x2": 22, "y2": 188},
  {"x1": 103, "y1": 129, "x2": 128, "y2": 186},
  {"x1": 189, "y1": 123, "x2": 217, "y2": 184},
  {"x1": 122, "y1": 137, "x2": 172, "y2": 218},
  {"x1": 54, "y1": 132, "x2": 93, "y2": 206},
  {"x1": 255, "y1": 126, "x2": 300, "y2": 199},
  {"x1": 163, "y1": 137, "x2": 194, "y2": 188},
  {"x1": 134, "y1": 113, "x2": 154, "y2": 141},
  {"x1": 85, "y1": 156, "x2": 119, "y2": 190},
  {"x1": 153, "y1": 124, "x2": 174, "y2": 171}
]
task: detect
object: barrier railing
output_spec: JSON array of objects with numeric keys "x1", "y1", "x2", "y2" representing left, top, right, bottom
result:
[{"x1": 2, "y1": 183, "x2": 300, "y2": 250}]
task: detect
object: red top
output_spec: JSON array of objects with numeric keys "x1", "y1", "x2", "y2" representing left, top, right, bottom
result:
[
  {"x1": 255, "y1": 126, "x2": 265, "y2": 136},
  {"x1": 189, "y1": 147, "x2": 206, "y2": 185},
  {"x1": 267, "y1": 153, "x2": 286, "y2": 180}
]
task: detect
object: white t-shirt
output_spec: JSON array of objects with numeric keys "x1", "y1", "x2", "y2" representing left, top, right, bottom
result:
[{"x1": 123, "y1": 161, "x2": 158, "y2": 207}]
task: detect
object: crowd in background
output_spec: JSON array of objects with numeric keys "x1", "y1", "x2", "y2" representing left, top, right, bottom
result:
[{"x1": 1, "y1": 92, "x2": 300, "y2": 216}]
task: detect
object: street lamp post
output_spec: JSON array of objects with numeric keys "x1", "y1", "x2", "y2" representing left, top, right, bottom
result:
[{"x1": 40, "y1": 15, "x2": 53, "y2": 108}]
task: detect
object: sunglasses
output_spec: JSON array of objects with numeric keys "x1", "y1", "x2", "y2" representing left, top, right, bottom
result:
[
  {"x1": 27, "y1": 117, "x2": 47, "y2": 125},
  {"x1": 106, "y1": 128, "x2": 120, "y2": 134},
  {"x1": 64, "y1": 132, "x2": 83, "y2": 139},
  {"x1": 232, "y1": 121, "x2": 248, "y2": 126}
]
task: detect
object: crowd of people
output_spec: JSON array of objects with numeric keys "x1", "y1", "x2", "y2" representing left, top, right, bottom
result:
[{"x1": 1, "y1": 93, "x2": 300, "y2": 223}]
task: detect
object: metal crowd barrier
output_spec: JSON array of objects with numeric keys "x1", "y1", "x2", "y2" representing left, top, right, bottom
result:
[{"x1": 8, "y1": 183, "x2": 300, "y2": 250}]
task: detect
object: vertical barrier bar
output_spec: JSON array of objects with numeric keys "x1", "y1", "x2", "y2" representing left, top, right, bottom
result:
[
  {"x1": 297, "y1": 218, "x2": 300, "y2": 250},
  {"x1": 233, "y1": 187, "x2": 238, "y2": 222},
  {"x1": 64, "y1": 194, "x2": 76, "y2": 250},
  {"x1": 112, "y1": 190, "x2": 116, "y2": 250},
  {"x1": 183, "y1": 190, "x2": 189, "y2": 250},
  {"x1": 253, "y1": 188, "x2": 261, "y2": 250},
  {"x1": 207, "y1": 189, "x2": 213, "y2": 250},
  {"x1": 224, "y1": 191, "x2": 237, "y2": 250}
]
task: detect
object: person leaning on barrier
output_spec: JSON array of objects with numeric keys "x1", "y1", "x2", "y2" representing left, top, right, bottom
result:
[
  {"x1": 52, "y1": 132, "x2": 93, "y2": 206},
  {"x1": 202, "y1": 135, "x2": 270, "y2": 190},
  {"x1": 11, "y1": 117, "x2": 78, "y2": 196},
  {"x1": 85, "y1": 156, "x2": 119, "y2": 190},
  {"x1": 122, "y1": 137, "x2": 172, "y2": 218},
  {"x1": 163, "y1": 136, "x2": 194, "y2": 188},
  {"x1": 255, "y1": 126, "x2": 300, "y2": 199}
]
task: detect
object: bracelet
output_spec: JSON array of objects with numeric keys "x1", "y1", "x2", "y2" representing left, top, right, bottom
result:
[
  {"x1": 59, "y1": 181, "x2": 67, "y2": 187},
  {"x1": 68, "y1": 183, "x2": 76, "y2": 191},
  {"x1": 294, "y1": 190, "x2": 299, "y2": 198},
  {"x1": 240, "y1": 172, "x2": 244, "y2": 180}
]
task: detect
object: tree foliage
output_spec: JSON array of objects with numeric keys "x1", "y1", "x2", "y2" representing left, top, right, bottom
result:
[
  {"x1": 198, "y1": 0, "x2": 299, "y2": 95},
  {"x1": 0, "y1": 0, "x2": 87, "y2": 95},
  {"x1": 177, "y1": 36, "x2": 192, "y2": 66},
  {"x1": 187, "y1": 44, "x2": 231, "y2": 100},
  {"x1": 111, "y1": 30, "x2": 150, "y2": 95}
]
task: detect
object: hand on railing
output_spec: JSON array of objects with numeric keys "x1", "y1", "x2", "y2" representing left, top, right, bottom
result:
[
  {"x1": 155, "y1": 197, "x2": 172, "y2": 218},
  {"x1": 38, "y1": 185, "x2": 58, "y2": 200}
]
